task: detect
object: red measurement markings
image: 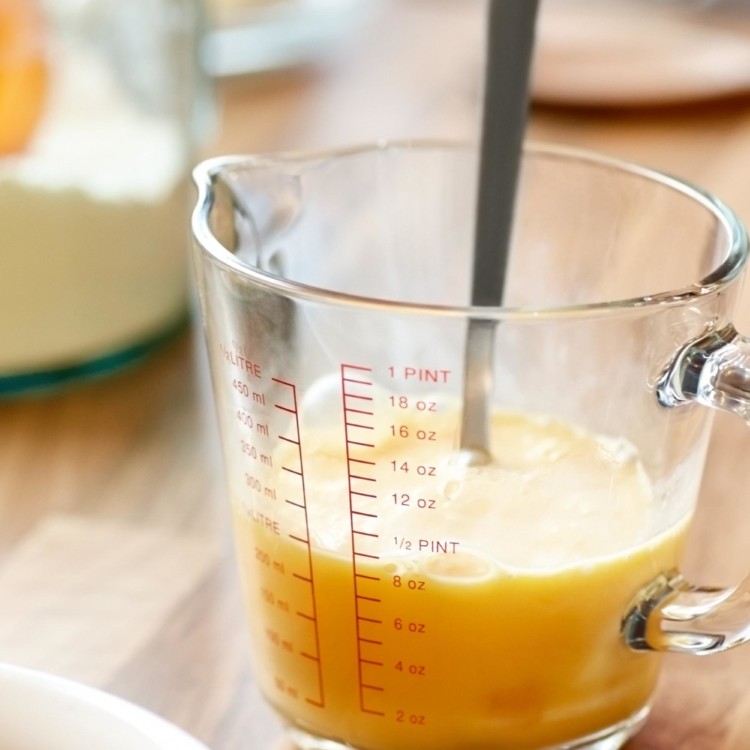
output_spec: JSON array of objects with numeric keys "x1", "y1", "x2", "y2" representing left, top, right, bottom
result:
[
  {"x1": 341, "y1": 364, "x2": 384, "y2": 717},
  {"x1": 272, "y1": 377, "x2": 324, "y2": 709}
]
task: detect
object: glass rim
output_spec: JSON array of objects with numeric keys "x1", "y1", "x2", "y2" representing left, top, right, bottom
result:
[{"x1": 191, "y1": 140, "x2": 749, "y2": 321}]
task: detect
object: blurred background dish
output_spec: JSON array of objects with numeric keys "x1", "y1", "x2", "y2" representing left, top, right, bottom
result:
[
  {"x1": 534, "y1": 0, "x2": 750, "y2": 107},
  {"x1": 202, "y1": 0, "x2": 373, "y2": 78},
  {"x1": 0, "y1": 662, "x2": 210, "y2": 750}
]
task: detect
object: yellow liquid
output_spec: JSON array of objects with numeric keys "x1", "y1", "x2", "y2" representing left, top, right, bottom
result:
[{"x1": 232, "y1": 411, "x2": 688, "y2": 750}]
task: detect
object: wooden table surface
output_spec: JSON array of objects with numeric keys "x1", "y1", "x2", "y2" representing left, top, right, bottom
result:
[{"x1": 3, "y1": 2, "x2": 750, "y2": 749}]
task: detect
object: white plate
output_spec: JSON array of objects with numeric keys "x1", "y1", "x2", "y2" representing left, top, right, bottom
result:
[
  {"x1": 202, "y1": 0, "x2": 373, "y2": 78},
  {"x1": 534, "y1": 0, "x2": 750, "y2": 107},
  {"x1": 0, "y1": 662, "x2": 210, "y2": 750}
]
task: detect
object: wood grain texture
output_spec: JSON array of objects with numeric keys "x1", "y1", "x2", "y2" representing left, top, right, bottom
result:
[
  {"x1": 2, "y1": 1, "x2": 750, "y2": 748},
  {"x1": 0, "y1": 514, "x2": 218, "y2": 685}
]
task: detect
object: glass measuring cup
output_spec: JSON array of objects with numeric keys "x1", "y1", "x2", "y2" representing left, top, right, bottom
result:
[{"x1": 191, "y1": 142, "x2": 750, "y2": 750}]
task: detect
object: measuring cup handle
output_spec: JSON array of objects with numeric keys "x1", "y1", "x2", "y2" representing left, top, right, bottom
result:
[
  {"x1": 657, "y1": 324, "x2": 750, "y2": 418},
  {"x1": 624, "y1": 325, "x2": 750, "y2": 653},
  {"x1": 622, "y1": 570, "x2": 750, "y2": 653}
]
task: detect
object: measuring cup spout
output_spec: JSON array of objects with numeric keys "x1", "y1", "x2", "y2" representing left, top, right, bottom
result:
[{"x1": 658, "y1": 325, "x2": 750, "y2": 421}]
